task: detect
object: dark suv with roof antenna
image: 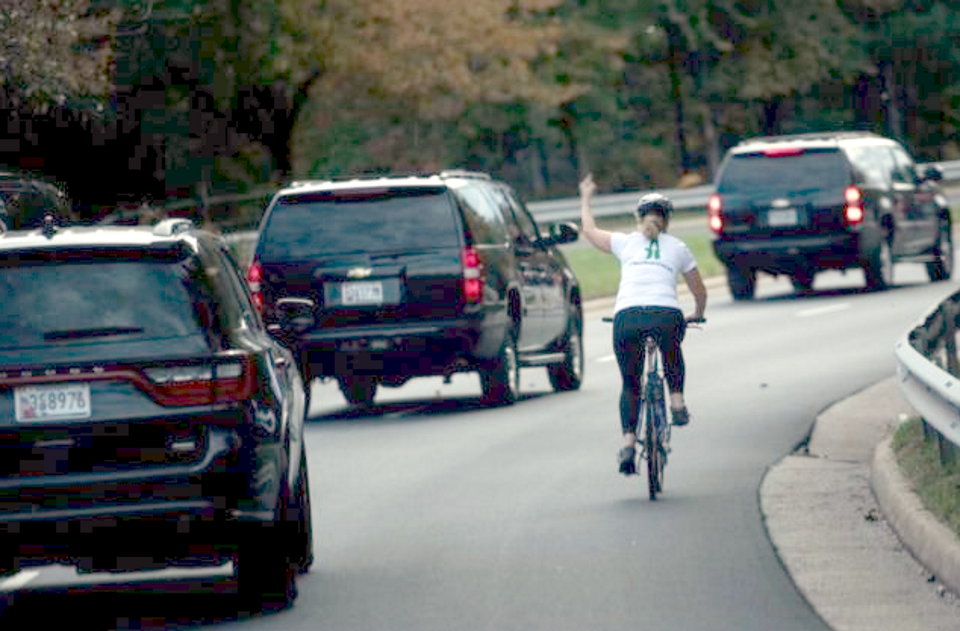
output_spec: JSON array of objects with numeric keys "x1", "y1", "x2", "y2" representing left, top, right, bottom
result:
[
  {"x1": 709, "y1": 131, "x2": 951, "y2": 299},
  {"x1": 0, "y1": 218, "x2": 313, "y2": 614},
  {"x1": 248, "y1": 170, "x2": 584, "y2": 408}
]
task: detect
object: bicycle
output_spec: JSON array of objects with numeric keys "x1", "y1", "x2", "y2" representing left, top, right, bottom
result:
[{"x1": 604, "y1": 315, "x2": 704, "y2": 500}]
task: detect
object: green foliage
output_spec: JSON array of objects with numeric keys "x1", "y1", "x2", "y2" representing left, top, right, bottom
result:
[{"x1": 893, "y1": 418, "x2": 960, "y2": 538}]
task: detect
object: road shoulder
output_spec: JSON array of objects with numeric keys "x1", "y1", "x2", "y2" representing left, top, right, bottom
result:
[{"x1": 760, "y1": 377, "x2": 960, "y2": 631}]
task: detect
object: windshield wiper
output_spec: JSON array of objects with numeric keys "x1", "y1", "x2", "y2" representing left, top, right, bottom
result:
[{"x1": 44, "y1": 326, "x2": 145, "y2": 341}]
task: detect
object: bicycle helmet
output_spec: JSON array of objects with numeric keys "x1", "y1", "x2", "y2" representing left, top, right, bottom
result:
[{"x1": 635, "y1": 193, "x2": 674, "y2": 220}]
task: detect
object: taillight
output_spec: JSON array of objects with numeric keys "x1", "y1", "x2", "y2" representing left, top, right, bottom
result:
[
  {"x1": 462, "y1": 246, "x2": 482, "y2": 304},
  {"x1": 142, "y1": 354, "x2": 256, "y2": 406},
  {"x1": 246, "y1": 259, "x2": 263, "y2": 313},
  {"x1": 762, "y1": 147, "x2": 804, "y2": 157},
  {"x1": 708, "y1": 194, "x2": 723, "y2": 233},
  {"x1": 844, "y1": 186, "x2": 864, "y2": 225}
]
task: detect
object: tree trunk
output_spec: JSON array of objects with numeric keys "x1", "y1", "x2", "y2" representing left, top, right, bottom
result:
[{"x1": 668, "y1": 44, "x2": 689, "y2": 178}]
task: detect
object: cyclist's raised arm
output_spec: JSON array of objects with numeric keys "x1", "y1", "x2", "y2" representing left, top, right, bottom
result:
[
  {"x1": 683, "y1": 267, "x2": 707, "y2": 322},
  {"x1": 579, "y1": 173, "x2": 613, "y2": 253}
]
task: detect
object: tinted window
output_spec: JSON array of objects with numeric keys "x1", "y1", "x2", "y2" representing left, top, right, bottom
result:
[
  {"x1": 717, "y1": 149, "x2": 850, "y2": 196},
  {"x1": 0, "y1": 257, "x2": 211, "y2": 350},
  {"x1": 889, "y1": 146, "x2": 917, "y2": 184},
  {"x1": 453, "y1": 184, "x2": 508, "y2": 245},
  {"x1": 845, "y1": 146, "x2": 891, "y2": 189},
  {"x1": 260, "y1": 189, "x2": 460, "y2": 258},
  {"x1": 497, "y1": 186, "x2": 541, "y2": 242}
]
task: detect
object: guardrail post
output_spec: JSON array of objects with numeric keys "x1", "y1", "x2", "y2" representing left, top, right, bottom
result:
[{"x1": 948, "y1": 301, "x2": 960, "y2": 377}]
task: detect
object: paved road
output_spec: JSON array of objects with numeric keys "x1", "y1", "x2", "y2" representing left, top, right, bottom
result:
[{"x1": 3, "y1": 260, "x2": 956, "y2": 629}]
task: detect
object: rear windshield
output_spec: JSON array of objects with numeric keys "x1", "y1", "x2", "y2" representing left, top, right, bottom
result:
[
  {"x1": 717, "y1": 149, "x2": 849, "y2": 197},
  {"x1": 0, "y1": 256, "x2": 211, "y2": 351},
  {"x1": 259, "y1": 189, "x2": 460, "y2": 259}
]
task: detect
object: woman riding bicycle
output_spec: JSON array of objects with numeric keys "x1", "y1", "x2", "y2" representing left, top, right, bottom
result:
[{"x1": 578, "y1": 173, "x2": 708, "y2": 475}]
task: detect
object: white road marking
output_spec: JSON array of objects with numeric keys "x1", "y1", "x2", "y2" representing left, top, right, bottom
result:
[
  {"x1": 597, "y1": 355, "x2": 617, "y2": 363},
  {"x1": 797, "y1": 303, "x2": 851, "y2": 318},
  {"x1": 0, "y1": 570, "x2": 40, "y2": 591}
]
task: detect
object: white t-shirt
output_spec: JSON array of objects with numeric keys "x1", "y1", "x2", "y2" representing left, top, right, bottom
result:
[{"x1": 610, "y1": 231, "x2": 697, "y2": 313}]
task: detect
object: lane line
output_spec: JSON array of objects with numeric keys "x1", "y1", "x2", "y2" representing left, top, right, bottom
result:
[
  {"x1": 597, "y1": 355, "x2": 616, "y2": 363},
  {"x1": 0, "y1": 570, "x2": 40, "y2": 591},
  {"x1": 797, "y1": 303, "x2": 851, "y2": 318}
]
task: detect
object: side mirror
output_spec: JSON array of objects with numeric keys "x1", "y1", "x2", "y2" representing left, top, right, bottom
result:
[
  {"x1": 923, "y1": 165, "x2": 944, "y2": 182},
  {"x1": 276, "y1": 297, "x2": 316, "y2": 335},
  {"x1": 545, "y1": 221, "x2": 579, "y2": 246}
]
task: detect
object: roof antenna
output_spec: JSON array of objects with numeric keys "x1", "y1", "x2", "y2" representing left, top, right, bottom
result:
[{"x1": 41, "y1": 212, "x2": 58, "y2": 239}]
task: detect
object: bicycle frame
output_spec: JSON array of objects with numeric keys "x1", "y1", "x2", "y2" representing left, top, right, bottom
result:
[{"x1": 639, "y1": 335, "x2": 669, "y2": 499}]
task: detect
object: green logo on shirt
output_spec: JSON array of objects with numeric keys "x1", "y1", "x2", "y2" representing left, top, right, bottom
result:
[{"x1": 645, "y1": 238, "x2": 660, "y2": 260}]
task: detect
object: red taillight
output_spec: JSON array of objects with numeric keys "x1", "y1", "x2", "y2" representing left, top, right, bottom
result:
[
  {"x1": 462, "y1": 246, "x2": 482, "y2": 304},
  {"x1": 246, "y1": 259, "x2": 264, "y2": 312},
  {"x1": 142, "y1": 355, "x2": 257, "y2": 406},
  {"x1": 844, "y1": 186, "x2": 864, "y2": 225},
  {"x1": 762, "y1": 147, "x2": 804, "y2": 157},
  {"x1": 708, "y1": 193, "x2": 723, "y2": 233}
]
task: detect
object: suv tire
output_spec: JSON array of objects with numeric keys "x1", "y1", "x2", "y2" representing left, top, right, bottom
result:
[
  {"x1": 791, "y1": 269, "x2": 814, "y2": 295},
  {"x1": 727, "y1": 265, "x2": 756, "y2": 301},
  {"x1": 548, "y1": 308, "x2": 583, "y2": 392},
  {"x1": 337, "y1": 375, "x2": 377, "y2": 408},
  {"x1": 290, "y1": 448, "x2": 314, "y2": 574},
  {"x1": 481, "y1": 324, "x2": 520, "y2": 405},
  {"x1": 926, "y1": 225, "x2": 953, "y2": 282},
  {"x1": 235, "y1": 494, "x2": 298, "y2": 614},
  {"x1": 864, "y1": 238, "x2": 893, "y2": 291}
]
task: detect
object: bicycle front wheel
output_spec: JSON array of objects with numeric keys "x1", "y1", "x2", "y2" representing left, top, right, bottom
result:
[{"x1": 644, "y1": 401, "x2": 665, "y2": 500}]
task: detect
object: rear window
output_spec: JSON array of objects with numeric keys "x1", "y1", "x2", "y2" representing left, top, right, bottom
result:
[
  {"x1": 0, "y1": 256, "x2": 211, "y2": 351},
  {"x1": 259, "y1": 189, "x2": 461, "y2": 259},
  {"x1": 717, "y1": 149, "x2": 850, "y2": 197}
]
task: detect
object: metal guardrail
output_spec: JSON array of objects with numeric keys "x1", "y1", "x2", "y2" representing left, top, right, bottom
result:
[{"x1": 894, "y1": 288, "x2": 960, "y2": 462}]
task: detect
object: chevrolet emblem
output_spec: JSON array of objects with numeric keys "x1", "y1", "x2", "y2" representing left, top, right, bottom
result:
[{"x1": 347, "y1": 267, "x2": 373, "y2": 279}]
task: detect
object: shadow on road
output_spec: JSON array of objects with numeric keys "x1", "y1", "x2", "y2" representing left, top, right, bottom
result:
[{"x1": 0, "y1": 575, "x2": 282, "y2": 630}]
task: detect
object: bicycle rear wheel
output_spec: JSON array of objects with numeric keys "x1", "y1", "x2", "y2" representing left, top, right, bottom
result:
[{"x1": 644, "y1": 401, "x2": 665, "y2": 500}]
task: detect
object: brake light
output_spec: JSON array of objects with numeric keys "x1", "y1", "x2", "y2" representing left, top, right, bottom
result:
[
  {"x1": 708, "y1": 194, "x2": 723, "y2": 233},
  {"x1": 462, "y1": 246, "x2": 482, "y2": 304},
  {"x1": 246, "y1": 259, "x2": 263, "y2": 313},
  {"x1": 142, "y1": 355, "x2": 256, "y2": 406},
  {"x1": 762, "y1": 147, "x2": 805, "y2": 157},
  {"x1": 844, "y1": 186, "x2": 864, "y2": 225}
]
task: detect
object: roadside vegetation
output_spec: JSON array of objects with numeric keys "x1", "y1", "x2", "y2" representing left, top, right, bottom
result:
[{"x1": 892, "y1": 418, "x2": 960, "y2": 539}]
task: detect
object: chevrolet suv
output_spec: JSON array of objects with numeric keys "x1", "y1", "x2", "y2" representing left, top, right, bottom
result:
[
  {"x1": 708, "y1": 131, "x2": 952, "y2": 299},
  {"x1": 248, "y1": 170, "x2": 584, "y2": 408},
  {"x1": 0, "y1": 218, "x2": 312, "y2": 614}
]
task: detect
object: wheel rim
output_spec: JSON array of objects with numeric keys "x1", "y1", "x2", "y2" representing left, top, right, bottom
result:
[
  {"x1": 942, "y1": 231, "x2": 954, "y2": 276},
  {"x1": 881, "y1": 241, "x2": 893, "y2": 286},
  {"x1": 505, "y1": 339, "x2": 519, "y2": 399},
  {"x1": 569, "y1": 324, "x2": 583, "y2": 382}
]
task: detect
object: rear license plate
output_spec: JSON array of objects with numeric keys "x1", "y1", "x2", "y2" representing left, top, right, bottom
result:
[
  {"x1": 15, "y1": 383, "x2": 92, "y2": 422},
  {"x1": 341, "y1": 281, "x2": 384, "y2": 306},
  {"x1": 767, "y1": 208, "x2": 799, "y2": 227}
]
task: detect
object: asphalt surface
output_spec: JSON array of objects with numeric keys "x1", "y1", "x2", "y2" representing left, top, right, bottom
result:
[{"x1": 601, "y1": 274, "x2": 960, "y2": 631}]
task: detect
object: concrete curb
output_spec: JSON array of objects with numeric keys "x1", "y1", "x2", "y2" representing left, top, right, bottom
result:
[{"x1": 872, "y1": 437, "x2": 960, "y2": 598}]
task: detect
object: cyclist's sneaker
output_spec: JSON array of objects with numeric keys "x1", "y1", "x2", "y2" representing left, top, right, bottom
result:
[
  {"x1": 671, "y1": 407, "x2": 690, "y2": 426},
  {"x1": 618, "y1": 446, "x2": 637, "y2": 475}
]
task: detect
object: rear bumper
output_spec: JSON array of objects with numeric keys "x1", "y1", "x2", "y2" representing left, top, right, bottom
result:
[
  {"x1": 0, "y1": 425, "x2": 285, "y2": 567},
  {"x1": 712, "y1": 232, "x2": 865, "y2": 274},
  {"x1": 294, "y1": 317, "x2": 492, "y2": 378}
]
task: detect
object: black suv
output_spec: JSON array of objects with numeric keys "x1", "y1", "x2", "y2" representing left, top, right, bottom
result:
[
  {"x1": 248, "y1": 170, "x2": 583, "y2": 408},
  {"x1": 708, "y1": 131, "x2": 952, "y2": 299},
  {"x1": 0, "y1": 218, "x2": 312, "y2": 614},
  {"x1": 0, "y1": 172, "x2": 71, "y2": 230}
]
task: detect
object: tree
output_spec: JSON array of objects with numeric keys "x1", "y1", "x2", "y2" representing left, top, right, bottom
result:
[{"x1": 0, "y1": 0, "x2": 119, "y2": 106}]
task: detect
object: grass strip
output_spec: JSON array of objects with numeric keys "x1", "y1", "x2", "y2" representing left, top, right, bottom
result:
[{"x1": 892, "y1": 418, "x2": 960, "y2": 539}]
